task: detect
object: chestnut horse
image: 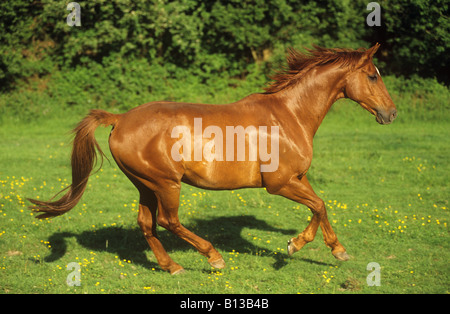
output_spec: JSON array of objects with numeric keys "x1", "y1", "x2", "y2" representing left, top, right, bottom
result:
[{"x1": 29, "y1": 44, "x2": 397, "y2": 274}]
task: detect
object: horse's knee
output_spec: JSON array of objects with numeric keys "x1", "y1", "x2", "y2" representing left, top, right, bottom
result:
[
  {"x1": 137, "y1": 210, "x2": 154, "y2": 235},
  {"x1": 156, "y1": 215, "x2": 170, "y2": 229},
  {"x1": 157, "y1": 215, "x2": 183, "y2": 233},
  {"x1": 310, "y1": 199, "x2": 326, "y2": 217}
]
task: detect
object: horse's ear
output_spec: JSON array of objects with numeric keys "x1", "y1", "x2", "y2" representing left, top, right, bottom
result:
[
  {"x1": 366, "y1": 43, "x2": 380, "y2": 59},
  {"x1": 357, "y1": 43, "x2": 380, "y2": 68}
]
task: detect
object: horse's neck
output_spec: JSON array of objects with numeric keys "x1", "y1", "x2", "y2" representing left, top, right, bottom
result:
[{"x1": 281, "y1": 67, "x2": 346, "y2": 137}]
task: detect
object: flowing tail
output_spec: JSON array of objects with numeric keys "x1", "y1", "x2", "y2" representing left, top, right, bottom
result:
[{"x1": 28, "y1": 110, "x2": 119, "y2": 219}]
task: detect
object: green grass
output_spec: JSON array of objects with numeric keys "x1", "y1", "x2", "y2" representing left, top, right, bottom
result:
[{"x1": 1, "y1": 85, "x2": 449, "y2": 294}]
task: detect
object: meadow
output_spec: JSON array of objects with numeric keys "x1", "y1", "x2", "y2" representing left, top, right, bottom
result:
[{"x1": 0, "y1": 76, "x2": 449, "y2": 294}]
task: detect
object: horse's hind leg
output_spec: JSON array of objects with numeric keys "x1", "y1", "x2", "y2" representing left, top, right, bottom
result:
[
  {"x1": 155, "y1": 183, "x2": 225, "y2": 269},
  {"x1": 137, "y1": 190, "x2": 185, "y2": 275}
]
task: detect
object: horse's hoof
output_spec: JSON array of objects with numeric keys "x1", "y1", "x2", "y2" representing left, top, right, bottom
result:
[
  {"x1": 333, "y1": 251, "x2": 350, "y2": 261},
  {"x1": 287, "y1": 238, "x2": 296, "y2": 256},
  {"x1": 171, "y1": 268, "x2": 186, "y2": 275},
  {"x1": 209, "y1": 257, "x2": 226, "y2": 269}
]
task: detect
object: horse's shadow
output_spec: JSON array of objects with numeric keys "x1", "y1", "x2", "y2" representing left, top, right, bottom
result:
[{"x1": 42, "y1": 215, "x2": 306, "y2": 271}]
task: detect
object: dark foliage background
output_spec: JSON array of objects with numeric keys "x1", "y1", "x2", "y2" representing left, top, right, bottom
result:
[{"x1": 0, "y1": 0, "x2": 448, "y2": 120}]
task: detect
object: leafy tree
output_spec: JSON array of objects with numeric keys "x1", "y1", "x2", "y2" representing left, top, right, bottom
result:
[
  {"x1": 374, "y1": 0, "x2": 449, "y2": 83},
  {"x1": 0, "y1": 0, "x2": 448, "y2": 91}
]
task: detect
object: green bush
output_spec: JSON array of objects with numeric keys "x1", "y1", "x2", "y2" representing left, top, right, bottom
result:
[
  {"x1": 1, "y1": 0, "x2": 448, "y2": 91},
  {"x1": 374, "y1": 0, "x2": 449, "y2": 83},
  {"x1": 0, "y1": 0, "x2": 448, "y2": 123},
  {"x1": 383, "y1": 75, "x2": 450, "y2": 122}
]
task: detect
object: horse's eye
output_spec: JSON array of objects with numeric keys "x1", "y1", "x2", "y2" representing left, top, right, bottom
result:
[{"x1": 368, "y1": 74, "x2": 378, "y2": 82}]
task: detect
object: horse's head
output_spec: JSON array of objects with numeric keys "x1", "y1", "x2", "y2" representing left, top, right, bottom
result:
[{"x1": 344, "y1": 43, "x2": 397, "y2": 125}]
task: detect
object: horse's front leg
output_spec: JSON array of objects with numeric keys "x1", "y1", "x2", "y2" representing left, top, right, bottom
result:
[{"x1": 272, "y1": 175, "x2": 349, "y2": 261}]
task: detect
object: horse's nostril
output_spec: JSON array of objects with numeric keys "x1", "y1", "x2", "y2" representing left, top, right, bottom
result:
[{"x1": 390, "y1": 110, "x2": 397, "y2": 121}]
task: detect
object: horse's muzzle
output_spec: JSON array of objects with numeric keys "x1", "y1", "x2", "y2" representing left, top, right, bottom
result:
[{"x1": 376, "y1": 109, "x2": 397, "y2": 125}]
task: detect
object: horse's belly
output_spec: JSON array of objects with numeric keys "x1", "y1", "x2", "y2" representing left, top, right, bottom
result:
[{"x1": 182, "y1": 161, "x2": 262, "y2": 190}]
